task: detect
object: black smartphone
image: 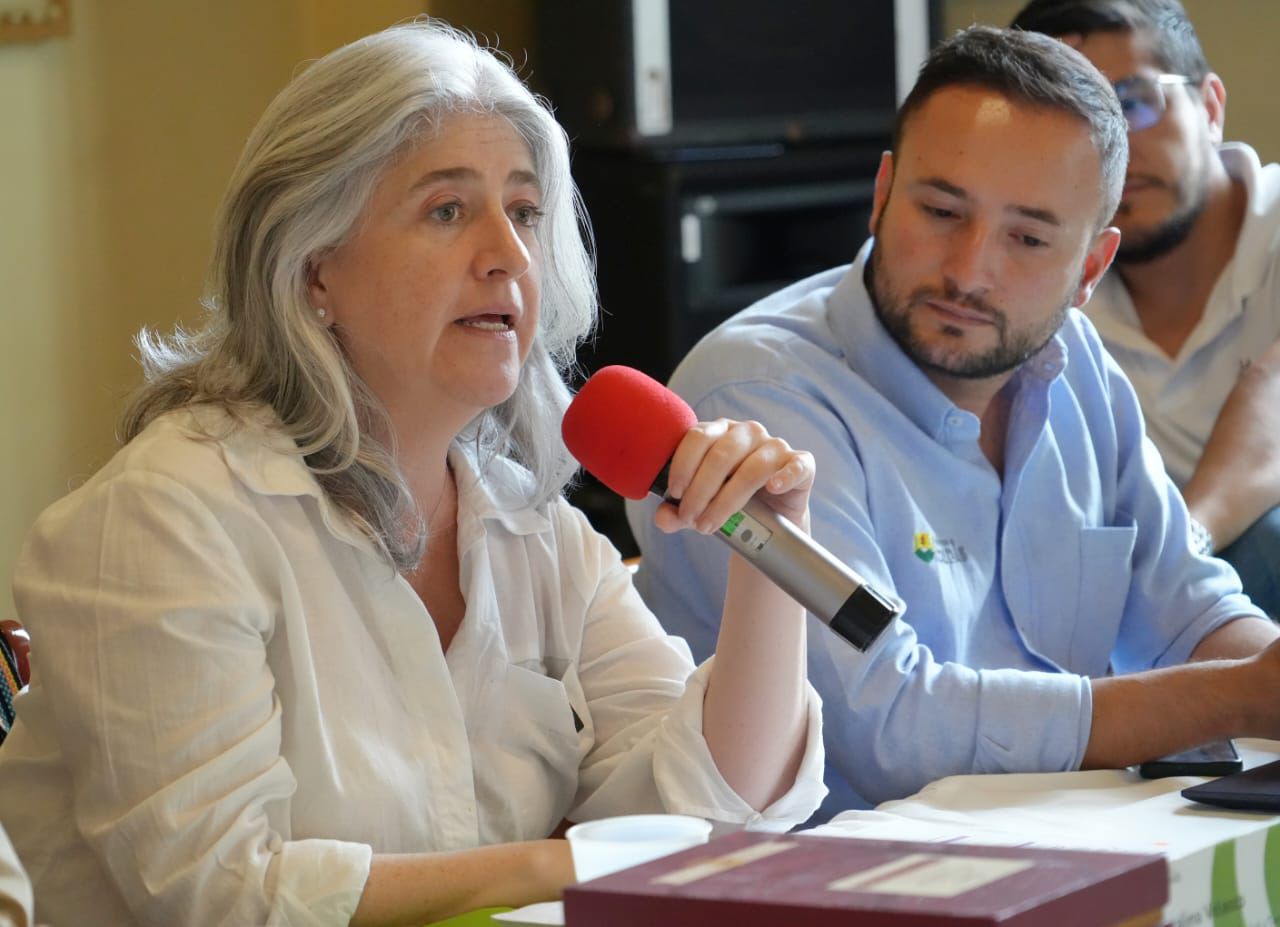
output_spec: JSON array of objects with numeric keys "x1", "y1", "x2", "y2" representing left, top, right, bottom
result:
[{"x1": 1137, "y1": 739, "x2": 1242, "y2": 779}]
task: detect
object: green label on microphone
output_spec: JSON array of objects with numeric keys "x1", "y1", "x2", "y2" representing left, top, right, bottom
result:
[
  {"x1": 719, "y1": 512, "x2": 744, "y2": 537},
  {"x1": 720, "y1": 510, "x2": 771, "y2": 555}
]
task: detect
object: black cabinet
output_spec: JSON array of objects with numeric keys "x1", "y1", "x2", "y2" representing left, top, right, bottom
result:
[
  {"x1": 567, "y1": 141, "x2": 885, "y2": 552},
  {"x1": 574, "y1": 141, "x2": 884, "y2": 386}
]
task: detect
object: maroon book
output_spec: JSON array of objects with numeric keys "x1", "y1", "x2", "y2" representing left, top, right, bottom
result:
[{"x1": 563, "y1": 830, "x2": 1167, "y2": 926}]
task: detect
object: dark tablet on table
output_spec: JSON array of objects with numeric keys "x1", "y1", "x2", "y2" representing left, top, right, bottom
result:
[{"x1": 1181, "y1": 758, "x2": 1280, "y2": 812}]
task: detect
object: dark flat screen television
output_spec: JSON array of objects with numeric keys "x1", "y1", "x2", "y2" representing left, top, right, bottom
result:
[{"x1": 536, "y1": 0, "x2": 940, "y2": 150}]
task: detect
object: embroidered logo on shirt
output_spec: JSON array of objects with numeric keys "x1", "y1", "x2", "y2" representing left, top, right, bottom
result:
[{"x1": 914, "y1": 533, "x2": 968, "y2": 565}]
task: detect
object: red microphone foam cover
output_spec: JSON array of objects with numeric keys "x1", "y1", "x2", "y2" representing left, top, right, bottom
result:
[{"x1": 562, "y1": 366, "x2": 697, "y2": 500}]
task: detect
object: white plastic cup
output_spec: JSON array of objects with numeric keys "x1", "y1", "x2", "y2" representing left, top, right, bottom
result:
[{"x1": 565, "y1": 813, "x2": 713, "y2": 882}]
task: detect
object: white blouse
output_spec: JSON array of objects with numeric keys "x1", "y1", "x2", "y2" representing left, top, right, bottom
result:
[{"x1": 0, "y1": 407, "x2": 824, "y2": 927}]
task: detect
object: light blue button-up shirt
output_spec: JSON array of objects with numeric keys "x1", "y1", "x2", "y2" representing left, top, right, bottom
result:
[{"x1": 627, "y1": 240, "x2": 1262, "y2": 820}]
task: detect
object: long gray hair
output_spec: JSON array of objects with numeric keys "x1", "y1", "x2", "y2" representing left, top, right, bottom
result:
[{"x1": 121, "y1": 20, "x2": 597, "y2": 570}]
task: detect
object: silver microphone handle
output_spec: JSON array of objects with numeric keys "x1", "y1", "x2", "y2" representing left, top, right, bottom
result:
[{"x1": 711, "y1": 496, "x2": 900, "y2": 651}]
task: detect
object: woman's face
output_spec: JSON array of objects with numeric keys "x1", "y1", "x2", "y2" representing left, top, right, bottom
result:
[{"x1": 309, "y1": 112, "x2": 543, "y2": 433}]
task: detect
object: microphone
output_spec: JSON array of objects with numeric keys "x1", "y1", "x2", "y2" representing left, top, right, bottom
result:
[{"x1": 562, "y1": 365, "x2": 900, "y2": 651}]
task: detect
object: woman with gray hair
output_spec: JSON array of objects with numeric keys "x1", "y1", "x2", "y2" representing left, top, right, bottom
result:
[{"x1": 0, "y1": 19, "x2": 825, "y2": 927}]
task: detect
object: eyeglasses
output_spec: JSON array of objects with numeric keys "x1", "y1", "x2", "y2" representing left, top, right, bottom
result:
[{"x1": 1112, "y1": 73, "x2": 1193, "y2": 132}]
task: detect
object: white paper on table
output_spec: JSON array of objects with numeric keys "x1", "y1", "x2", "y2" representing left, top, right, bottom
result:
[
  {"x1": 491, "y1": 900, "x2": 564, "y2": 926},
  {"x1": 808, "y1": 740, "x2": 1280, "y2": 927},
  {"x1": 812, "y1": 739, "x2": 1280, "y2": 861}
]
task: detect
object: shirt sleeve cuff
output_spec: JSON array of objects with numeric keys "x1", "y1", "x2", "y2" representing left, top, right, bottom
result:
[
  {"x1": 973, "y1": 668, "x2": 1092, "y2": 774},
  {"x1": 270, "y1": 838, "x2": 372, "y2": 926},
  {"x1": 652, "y1": 659, "x2": 828, "y2": 831},
  {"x1": 1158, "y1": 593, "x2": 1263, "y2": 668}
]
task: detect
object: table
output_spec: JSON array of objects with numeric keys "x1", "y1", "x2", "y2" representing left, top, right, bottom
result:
[
  {"x1": 810, "y1": 739, "x2": 1280, "y2": 926},
  {"x1": 437, "y1": 742, "x2": 1280, "y2": 925},
  {"x1": 427, "y1": 906, "x2": 511, "y2": 926}
]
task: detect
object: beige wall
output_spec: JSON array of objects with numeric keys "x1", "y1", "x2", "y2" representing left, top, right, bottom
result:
[
  {"x1": 0, "y1": 1, "x2": 420, "y2": 611},
  {"x1": 2, "y1": 1, "x2": 1277, "y2": 610}
]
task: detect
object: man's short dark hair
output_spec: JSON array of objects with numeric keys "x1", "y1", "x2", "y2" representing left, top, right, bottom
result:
[
  {"x1": 1010, "y1": 0, "x2": 1209, "y2": 83},
  {"x1": 893, "y1": 26, "x2": 1128, "y2": 227}
]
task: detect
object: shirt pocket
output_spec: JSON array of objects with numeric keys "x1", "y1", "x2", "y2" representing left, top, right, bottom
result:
[
  {"x1": 1067, "y1": 525, "x2": 1138, "y2": 674},
  {"x1": 476, "y1": 662, "x2": 593, "y2": 839}
]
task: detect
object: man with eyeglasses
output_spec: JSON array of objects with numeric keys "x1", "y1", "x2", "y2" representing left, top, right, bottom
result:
[{"x1": 1013, "y1": 0, "x2": 1280, "y2": 618}]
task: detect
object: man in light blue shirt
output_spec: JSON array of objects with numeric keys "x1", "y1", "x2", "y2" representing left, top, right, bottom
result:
[{"x1": 628, "y1": 26, "x2": 1280, "y2": 821}]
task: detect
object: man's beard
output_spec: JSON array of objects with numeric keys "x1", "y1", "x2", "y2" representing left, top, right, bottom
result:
[
  {"x1": 865, "y1": 237, "x2": 1071, "y2": 381},
  {"x1": 1115, "y1": 160, "x2": 1210, "y2": 266}
]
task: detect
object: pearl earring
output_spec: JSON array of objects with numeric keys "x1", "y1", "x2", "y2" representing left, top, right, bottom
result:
[{"x1": 315, "y1": 307, "x2": 327, "y2": 320}]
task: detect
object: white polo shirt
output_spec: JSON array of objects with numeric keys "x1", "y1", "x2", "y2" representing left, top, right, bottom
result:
[{"x1": 1083, "y1": 143, "x2": 1280, "y2": 487}]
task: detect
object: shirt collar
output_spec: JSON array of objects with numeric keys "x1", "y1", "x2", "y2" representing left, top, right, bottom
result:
[
  {"x1": 449, "y1": 445, "x2": 551, "y2": 538},
  {"x1": 1218, "y1": 143, "x2": 1280, "y2": 308},
  {"x1": 827, "y1": 239, "x2": 1067, "y2": 442},
  {"x1": 201, "y1": 404, "x2": 550, "y2": 545},
  {"x1": 191, "y1": 404, "x2": 322, "y2": 500}
]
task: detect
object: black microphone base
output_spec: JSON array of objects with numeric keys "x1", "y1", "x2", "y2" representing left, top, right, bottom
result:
[{"x1": 829, "y1": 584, "x2": 900, "y2": 651}]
